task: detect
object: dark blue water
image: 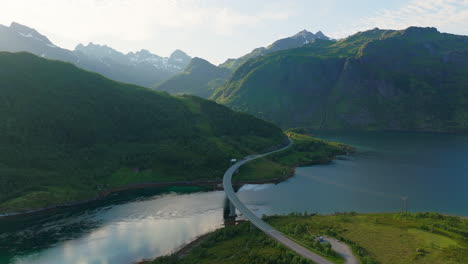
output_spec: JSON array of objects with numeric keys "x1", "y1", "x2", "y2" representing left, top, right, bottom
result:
[
  {"x1": 238, "y1": 132, "x2": 468, "y2": 216},
  {"x1": 1, "y1": 132, "x2": 467, "y2": 264}
]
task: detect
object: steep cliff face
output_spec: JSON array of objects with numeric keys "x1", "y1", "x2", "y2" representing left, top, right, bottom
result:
[{"x1": 214, "y1": 27, "x2": 468, "y2": 132}]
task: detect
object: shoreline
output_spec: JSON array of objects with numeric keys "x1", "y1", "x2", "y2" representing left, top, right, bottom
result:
[
  {"x1": 0, "y1": 144, "x2": 340, "y2": 218},
  {"x1": 0, "y1": 135, "x2": 342, "y2": 218},
  {"x1": 139, "y1": 211, "x2": 468, "y2": 264},
  {"x1": 137, "y1": 233, "x2": 210, "y2": 264},
  {"x1": 0, "y1": 167, "x2": 302, "y2": 219},
  {"x1": 0, "y1": 156, "x2": 336, "y2": 219},
  {"x1": 137, "y1": 154, "x2": 346, "y2": 263},
  {"x1": 137, "y1": 220, "x2": 245, "y2": 264},
  {"x1": 4, "y1": 152, "x2": 466, "y2": 220}
]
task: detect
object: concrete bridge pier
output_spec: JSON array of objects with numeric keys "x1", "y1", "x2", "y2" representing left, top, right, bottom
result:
[
  {"x1": 228, "y1": 199, "x2": 237, "y2": 217},
  {"x1": 223, "y1": 196, "x2": 237, "y2": 219},
  {"x1": 223, "y1": 185, "x2": 240, "y2": 220}
]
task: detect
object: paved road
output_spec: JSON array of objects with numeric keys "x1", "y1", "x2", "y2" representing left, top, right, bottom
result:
[
  {"x1": 323, "y1": 236, "x2": 359, "y2": 264},
  {"x1": 223, "y1": 138, "x2": 335, "y2": 264}
]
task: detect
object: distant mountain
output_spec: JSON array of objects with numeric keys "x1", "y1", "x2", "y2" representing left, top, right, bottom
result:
[
  {"x1": 167, "y1": 49, "x2": 192, "y2": 70},
  {"x1": 74, "y1": 42, "x2": 191, "y2": 86},
  {"x1": 0, "y1": 22, "x2": 82, "y2": 63},
  {"x1": 220, "y1": 30, "x2": 331, "y2": 70},
  {"x1": 0, "y1": 52, "x2": 285, "y2": 213},
  {"x1": 155, "y1": 57, "x2": 232, "y2": 98},
  {"x1": 155, "y1": 30, "x2": 331, "y2": 99},
  {"x1": 269, "y1": 30, "x2": 331, "y2": 52},
  {"x1": 0, "y1": 22, "x2": 191, "y2": 87},
  {"x1": 214, "y1": 27, "x2": 468, "y2": 132}
]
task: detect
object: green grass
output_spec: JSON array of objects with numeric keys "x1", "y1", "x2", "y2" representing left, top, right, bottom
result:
[
  {"x1": 269, "y1": 213, "x2": 468, "y2": 264},
  {"x1": 235, "y1": 131, "x2": 353, "y2": 182},
  {"x1": 0, "y1": 52, "x2": 286, "y2": 213},
  {"x1": 148, "y1": 213, "x2": 468, "y2": 264},
  {"x1": 145, "y1": 222, "x2": 326, "y2": 264},
  {"x1": 408, "y1": 228, "x2": 458, "y2": 248}
]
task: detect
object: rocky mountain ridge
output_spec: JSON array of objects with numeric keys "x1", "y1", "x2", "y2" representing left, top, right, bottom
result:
[{"x1": 0, "y1": 22, "x2": 191, "y2": 87}]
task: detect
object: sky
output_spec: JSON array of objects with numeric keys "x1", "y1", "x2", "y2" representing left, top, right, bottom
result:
[{"x1": 1, "y1": 0, "x2": 467, "y2": 64}]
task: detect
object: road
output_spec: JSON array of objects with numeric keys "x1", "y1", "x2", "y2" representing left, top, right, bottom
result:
[
  {"x1": 323, "y1": 236, "x2": 359, "y2": 264},
  {"x1": 222, "y1": 138, "x2": 336, "y2": 264}
]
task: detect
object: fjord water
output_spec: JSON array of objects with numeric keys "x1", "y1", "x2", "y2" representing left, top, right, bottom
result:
[
  {"x1": 1, "y1": 132, "x2": 467, "y2": 264},
  {"x1": 238, "y1": 132, "x2": 468, "y2": 216},
  {"x1": 0, "y1": 188, "x2": 225, "y2": 264}
]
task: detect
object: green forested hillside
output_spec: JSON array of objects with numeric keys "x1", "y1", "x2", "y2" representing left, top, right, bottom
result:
[
  {"x1": 0, "y1": 52, "x2": 286, "y2": 213},
  {"x1": 213, "y1": 27, "x2": 468, "y2": 132},
  {"x1": 155, "y1": 58, "x2": 231, "y2": 98}
]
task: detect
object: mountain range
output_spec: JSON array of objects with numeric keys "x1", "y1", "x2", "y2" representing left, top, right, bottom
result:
[
  {"x1": 0, "y1": 22, "x2": 191, "y2": 87},
  {"x1": 155, "y1": 29, "x2": 331, "y2": 98},
  {"x1": 2, "y1": 22, "x2": 467, "y2": 134},
  {"x1": 213, "y1": 27, "x2": 468, "y2": 132}
]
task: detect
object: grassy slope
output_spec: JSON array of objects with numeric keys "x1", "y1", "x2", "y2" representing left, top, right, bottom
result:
[
  {"x1": 235, "y1": 130, "x2": 353, "y2": 182},
  {"x1": 0, "y1": 52, "x2": 286, "y2": 213},
  {"x1": 146, "y1": 221, "x2": 334, "y2": 264},
  {"x1": 219, "y1": 47, "x2": 267, "y2": 71},
  {"x1": 148, "y1": 213, "x2": 468, "y2": 264},
  {"x1": 213, "y1": 27, "x2": 468, "y2": 132}
]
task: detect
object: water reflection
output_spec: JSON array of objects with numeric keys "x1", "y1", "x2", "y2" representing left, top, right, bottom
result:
[{"x1": 2, "y1": 191, "x2": 225, "y2": 264}]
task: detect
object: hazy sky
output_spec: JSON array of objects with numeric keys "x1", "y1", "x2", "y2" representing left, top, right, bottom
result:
[{"x1": 1, "y1": 0, "x2": 467, "y2": 64}]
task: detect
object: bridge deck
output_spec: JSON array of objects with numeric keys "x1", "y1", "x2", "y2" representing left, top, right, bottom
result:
[{"x1": 222, "y1": 138, "x2": 335, "y2": 264}]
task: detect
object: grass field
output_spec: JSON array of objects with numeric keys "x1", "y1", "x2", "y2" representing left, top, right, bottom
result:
[
  {"x1": 148, "y1": 213, "x2": 468, "y2": 264},
  {"x1": 235, "y1": 130, "x2": 353, "y2": 182},
  {"x1": 146, "y1": 222, "x2": 327, "y2": 264}
]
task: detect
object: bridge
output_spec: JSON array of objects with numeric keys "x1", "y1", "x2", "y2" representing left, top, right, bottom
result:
[{"x1": 222, "y1": 137, "x2": 335, "y2": 264}]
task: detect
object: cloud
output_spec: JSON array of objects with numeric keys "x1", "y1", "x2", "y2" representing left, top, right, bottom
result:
[
  {"x1": 332, "y1": 0, "x2": 468, "y2": 38},
  {"x1": 0, "y1": 0, "x2": 293, "y2": 51},
  {"x1": 211, "y1": 7, "x2": 292, "y2": 35}
]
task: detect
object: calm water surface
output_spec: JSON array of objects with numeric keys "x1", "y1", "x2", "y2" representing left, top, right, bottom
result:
[
  {"x1": 1, "y1": 132, "x2": 467, "y2": 264},
  {"x1": 238, "y1": 132, "x2": 468, "y2": 217},
  {"x1": 0, "y1": 188, "x2": 225, "y2": 264}
]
